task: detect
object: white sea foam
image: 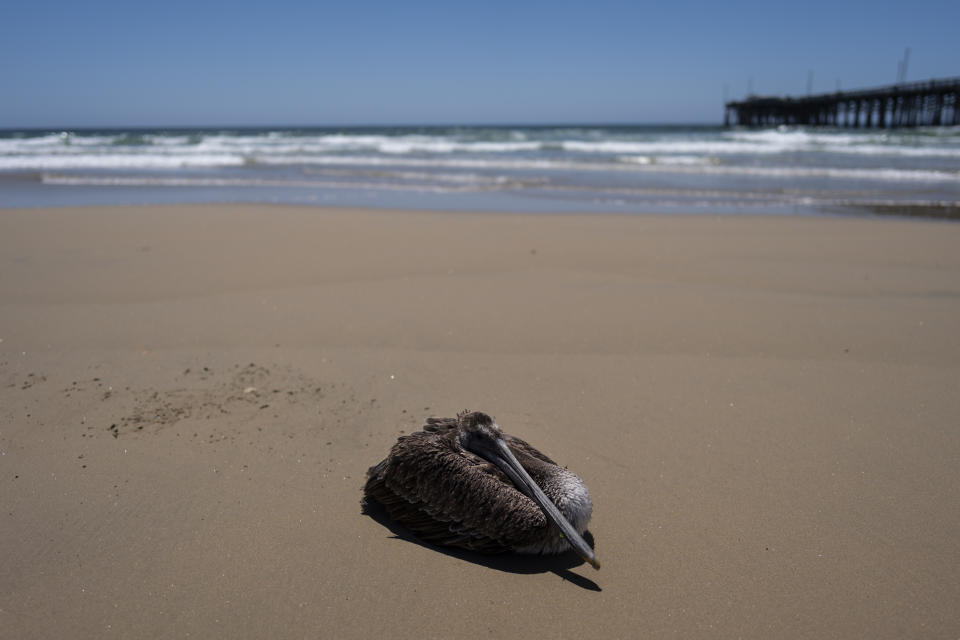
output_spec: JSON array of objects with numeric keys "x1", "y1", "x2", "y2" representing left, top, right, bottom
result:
[
  {"x1": 38, "y1": 173, "x2": 490, "y2": 193},
  {"x1": 15, "y1": 151, "x2": 954, "y2": 183},
  {"x1": 562, "y1": 139, "x2": 789, "y2": 155},
  {"x1": 263, "y1": 154, "x2": 959, "y2": 182},
  {"x1": 726, "y1": 128, "x2": 960, "y2": 157},
  {"x1": 818, "y1": 143, "x2": 960, "y2": 157},
  {"x1": 301, "y1": 168, "x2": 521, "y2": 186},
  {"x1": 0, "y1": 154, "x2": 245, "y2": 170},
  {"x1": 618, "y1": 155, "x2": 714, "y2": 166},
  {"x1": 255, "y1": 154, "x2": 575, "y2": 170},
  {"x1": 4, "y1": 129, "x2": 959, "y2": 164},
  {"x1": 82, "y1": 133, "x2": 545, "y2": 157},
  {"x1": 562, "y1": 135, "x2": 960, "y2": 158},
  {"x1": 688, "y1": 164, "x2": 958, "y2": 182},
  {"x1": 1, "y1": 153, "x2": 953, "y2": 183}
]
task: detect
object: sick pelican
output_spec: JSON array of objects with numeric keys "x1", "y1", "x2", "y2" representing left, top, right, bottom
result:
[{"x1": 363, "y1": 410, "x2": 599, "y2": 569}]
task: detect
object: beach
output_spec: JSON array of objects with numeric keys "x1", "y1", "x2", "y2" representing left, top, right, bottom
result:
[{"x1": 2, "y1": 203, "x2": 959, "y2": 638}]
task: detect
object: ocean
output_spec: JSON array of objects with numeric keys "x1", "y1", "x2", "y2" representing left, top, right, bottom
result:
[{"x1": 1, "y1": 125, "x2": 959, "y2": 218}]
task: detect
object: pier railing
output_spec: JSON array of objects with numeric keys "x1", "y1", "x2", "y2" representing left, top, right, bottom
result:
[{"x1": 724, "y1": 77, "x2": 960, "y2": 128}]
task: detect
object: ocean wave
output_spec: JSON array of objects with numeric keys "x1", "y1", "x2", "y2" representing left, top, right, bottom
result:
[
  {"x1": 123, "y1": 133, "x2": 545, "y2": 155},
  {"x1": 562, "y1": 139, "x2": 788, "y2": 155},
  {"x1": 22, "y1": 151, "x2": 957, "y2": 184},
  {"x1": 4, "y1": 128, "x2": 959, "y2": 161},
  {"x1": 272, "y1": 154, "x2": 960, "y2": 182},
  {"x1": 815, "y1": 143, "x2": 960, "y2": 158},
  {"x1": 565, "y1": 136, "x2": 960, "y2": 158},
  {"x1": 2, "y1": 127, "x2": 958, "y2": 187},
  {"x1": 37, "y1": 172, "x2": 514, "y2": 193},
  {"x1": 0, "y1": 154, "x2": 245, "y2": 169},
  {"x1": 686, "y1": 164, "x2": 959, "y2": 182},
  {"x1": 726, "y1": 128, "x2": 960, "y2": 157},
  {"x1": 0, "y1": 132, "x2": 118, "y2": 151},
  {"x1": 300, "y1": 167, "x2": 528, "y2": 186},
  {"x1": 617, "y1": 155, "x2": 715, "y2": 166}
]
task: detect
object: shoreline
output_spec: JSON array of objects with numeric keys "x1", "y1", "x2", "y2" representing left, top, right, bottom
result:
[
  {"x1": 3, "y1": 193, "x2": 960, "y2": 222},
  {"x1": 2, "y1": 204, "x2": 959, "y2": 638}
]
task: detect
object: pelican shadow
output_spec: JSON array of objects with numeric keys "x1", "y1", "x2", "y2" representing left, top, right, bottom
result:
[{"x1": 362, "y1": 498, "x2": 601, "y2": 592}]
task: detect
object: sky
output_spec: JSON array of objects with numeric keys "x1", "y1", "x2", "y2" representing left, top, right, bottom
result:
[{"x1": 1, "y1": 0, "x2": 958, "y2": 128}]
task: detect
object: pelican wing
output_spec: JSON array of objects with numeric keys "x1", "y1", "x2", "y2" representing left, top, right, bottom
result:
[
  {"x1": 502, "y1": 433, "x2": 557, "y2": 466},
  {"x1": 363, "y1": 424, "x2": 548, "y2": 553}
]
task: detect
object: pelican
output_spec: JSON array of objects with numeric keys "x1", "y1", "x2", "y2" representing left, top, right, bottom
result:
[{"x1": 363, "y1": 410, "x2": 599, "y2": 569}]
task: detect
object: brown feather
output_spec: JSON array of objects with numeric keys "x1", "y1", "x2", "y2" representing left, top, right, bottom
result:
[{"x1": 363, "y1": 412, "x2": 592, "y2": 555}]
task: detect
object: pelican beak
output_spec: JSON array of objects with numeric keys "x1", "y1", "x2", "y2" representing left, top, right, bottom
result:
[{"x1": 481, "y1": 437, "x2": 600, "y2": 570}]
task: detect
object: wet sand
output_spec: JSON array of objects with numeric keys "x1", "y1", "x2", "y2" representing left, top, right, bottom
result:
[{"x1": 1, "y1": 204, "x2": 959, "y2": 638}]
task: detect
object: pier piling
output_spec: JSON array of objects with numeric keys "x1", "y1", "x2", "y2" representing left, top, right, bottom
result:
[{"x1": 725, "y1": 77, "x2": 960, "y2": 128}]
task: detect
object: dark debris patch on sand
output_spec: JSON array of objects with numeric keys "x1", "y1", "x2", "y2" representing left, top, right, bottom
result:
[
  {"x1": 2, "y1": 368, "x2": 49, "y2": 392},
  {"x1": 2, "y1": 360, "x2": 370, "y2": 449},
  {"x1": 1, "y1": 355, "x2": 426, "y2": 486},
  {"x1": 112, "y1": 362, "x2": 346, "y2": 440}
]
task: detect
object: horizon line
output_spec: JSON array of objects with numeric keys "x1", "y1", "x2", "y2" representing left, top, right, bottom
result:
[{"x1": 0, "y1": 119, "x2": 724, "y2": 132}]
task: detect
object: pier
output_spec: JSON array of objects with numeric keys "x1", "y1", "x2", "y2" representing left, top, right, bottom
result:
[{"x1": 725, "y1": 77, "x2": 960, "y2": 128}]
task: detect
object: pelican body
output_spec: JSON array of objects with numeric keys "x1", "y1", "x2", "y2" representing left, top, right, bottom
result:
[{"x1": 363, "y1": 411, "x2": 598, "y2": 569}]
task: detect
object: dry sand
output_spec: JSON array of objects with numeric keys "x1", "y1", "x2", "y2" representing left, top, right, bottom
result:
[{"x1": 1, "y1": 204, "x2": 959, "y2": 638}]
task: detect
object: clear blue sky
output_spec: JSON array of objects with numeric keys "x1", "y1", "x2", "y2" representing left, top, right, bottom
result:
[{"x1": 2, "y1": 0, "x2": 958, "y2": 128}]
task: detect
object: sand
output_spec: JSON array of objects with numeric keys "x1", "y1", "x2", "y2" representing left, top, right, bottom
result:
[{"x1": 1, "y1": 204, "x2": 959, "y2": 638}]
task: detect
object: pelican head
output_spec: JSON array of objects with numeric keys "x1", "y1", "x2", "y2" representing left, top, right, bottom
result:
[
  {"x1": 456, "y1": 411, "x2": 502, "y2": 450},
  {"x1": 455, "y1": 411, "x2": 599, "y2": 570}
]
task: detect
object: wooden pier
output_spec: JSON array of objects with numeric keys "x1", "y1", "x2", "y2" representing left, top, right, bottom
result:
[{"x1": 725, "y1": 77, "x2": 960, "y2": 128}]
